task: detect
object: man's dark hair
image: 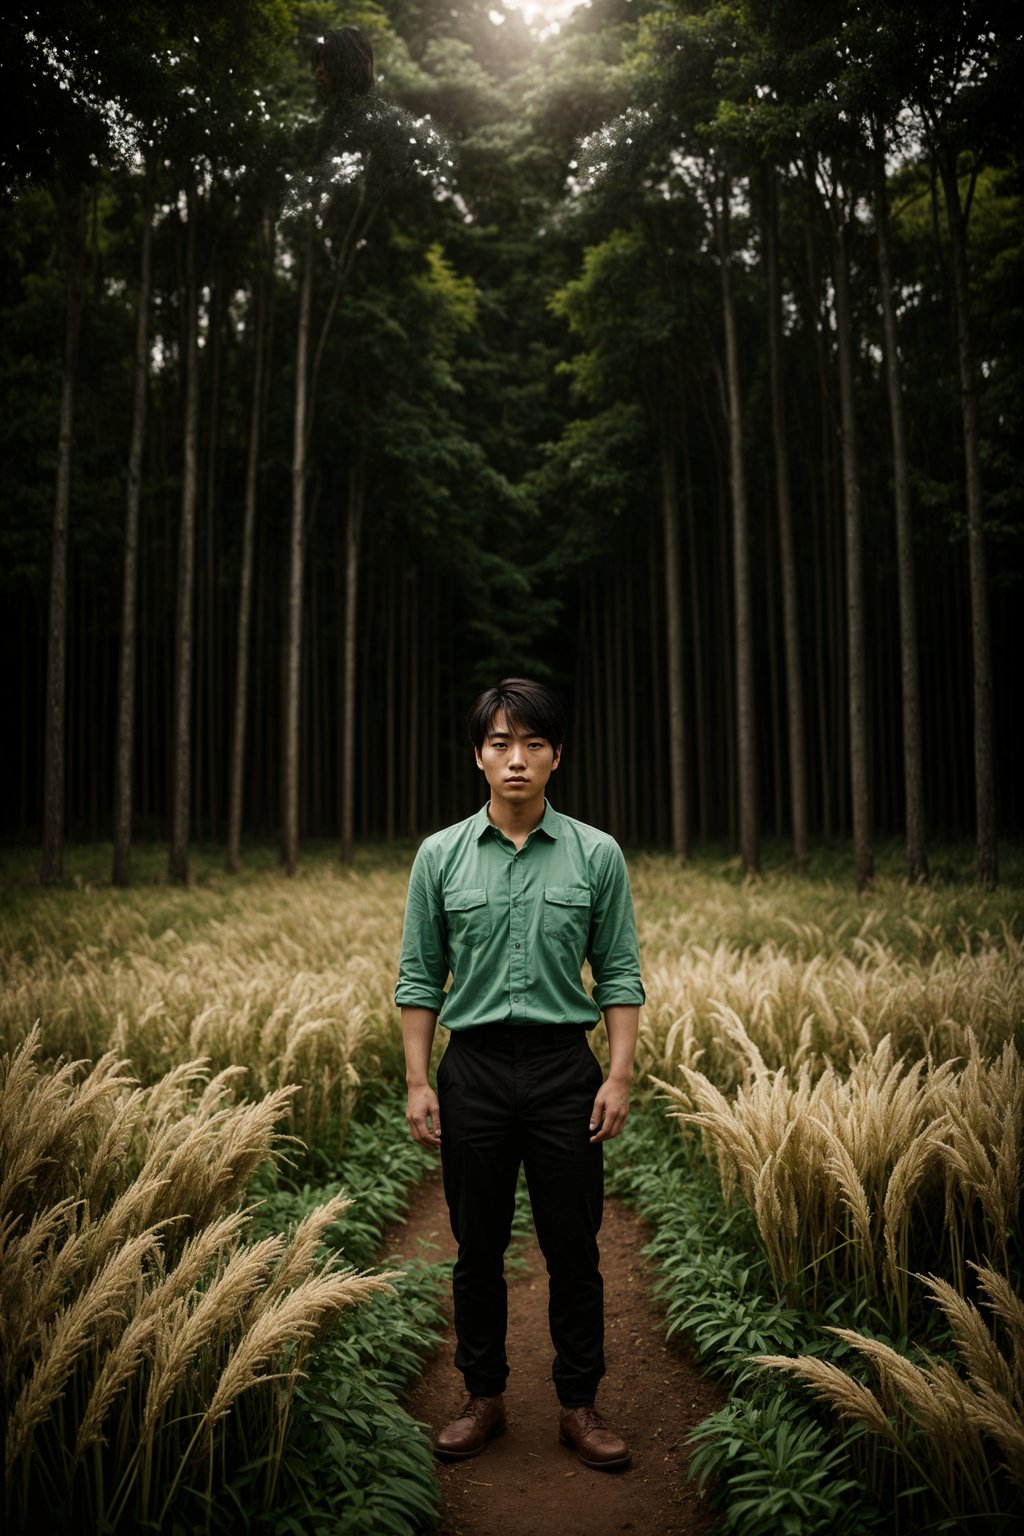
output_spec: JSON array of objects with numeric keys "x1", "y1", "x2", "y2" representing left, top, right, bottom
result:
[
  {"x1": 313, "y1": 27, "x2": 374, "y2": 98},
  {"x1": 468, "y1": 678, "x2": 565, "y2": 753}
]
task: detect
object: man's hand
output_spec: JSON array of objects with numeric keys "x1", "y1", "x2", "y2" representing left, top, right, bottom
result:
[
  {"x1": 589, "y1": 1075, "x2": 630, "y2": 1143},
  {"x1": 402, "y1": 1007, "x2": 440, "y2": 1150},
  {"x1": 590, "y1": 1005, "x2": 638, "y2": 1142},
  {"x1": 406, "y1": 1083, "x2": 441, "y2": 1150}
]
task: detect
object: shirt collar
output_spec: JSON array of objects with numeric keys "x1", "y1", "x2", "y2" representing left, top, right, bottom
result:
[{"x1": 474, "y1": 799, "x2": 561, "y2": 843}]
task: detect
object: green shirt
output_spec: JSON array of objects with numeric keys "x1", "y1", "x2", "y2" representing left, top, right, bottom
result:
[{"x1": 394, "y1": 800, "x2": 645, "y2": 1030}]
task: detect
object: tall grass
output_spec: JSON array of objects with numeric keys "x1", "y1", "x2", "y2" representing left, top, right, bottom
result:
[
  {"x1": 757, "y1": 1263, "x2": 1024, "y2": 1524},
  {"x1": 3, "y1": 843, "x2": 1021, "y2": 1528},
  {"x1": 629, "y1": 854, "x2": 1023, "y2": 1528},
  {"x1": 654, "y1": 1025, "x2": 1022, "y2": 1323},
  {"x1": 637, "y1": 928, "x2": 1024, "y2": 1088},
  {"x1": 0, "y1": 866, "x2": 407, "y2": 1149},
  {"x1": 0, "y1": 1029, "x2": 395, "y2": 1533}
]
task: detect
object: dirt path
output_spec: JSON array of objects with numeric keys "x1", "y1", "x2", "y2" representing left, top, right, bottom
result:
[{"x1": 382, "y1": 1172, "x2": 723, "y2": 1536}]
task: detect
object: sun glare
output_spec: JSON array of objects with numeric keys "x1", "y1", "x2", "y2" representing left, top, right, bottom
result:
[{"x1": 496, "y1": 0, "x2": 591, "y2": 39}]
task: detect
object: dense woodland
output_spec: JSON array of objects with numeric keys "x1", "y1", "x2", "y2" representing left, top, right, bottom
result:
[{"x1": 2, "y1": 0, "x2": 1021, "y2": 885}]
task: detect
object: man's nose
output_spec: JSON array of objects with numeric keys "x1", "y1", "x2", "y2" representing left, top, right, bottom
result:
[{"x1": 508, "y1": 742, "x2": 527, "y2": 766}]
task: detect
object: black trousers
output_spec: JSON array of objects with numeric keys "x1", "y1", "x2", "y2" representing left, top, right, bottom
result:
[{"x1": 436, "y1": 1023, "x2": 605, "y2": 1407}]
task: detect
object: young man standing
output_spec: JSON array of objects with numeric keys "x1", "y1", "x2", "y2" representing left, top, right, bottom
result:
[{"x1": 395, "y1": 678, "x2": 645, "y2": 1470}]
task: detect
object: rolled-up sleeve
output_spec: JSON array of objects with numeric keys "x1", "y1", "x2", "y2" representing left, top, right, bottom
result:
[
  {"x1": 395, "y1": 842, "x2": 448, "y2": 1013},
  {"x1": 587, "y1": 841, "x2": 646, "y2": 1011}
]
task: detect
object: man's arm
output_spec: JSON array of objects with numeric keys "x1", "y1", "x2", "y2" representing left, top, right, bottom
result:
[
  {"x1": 403, "y1": 1006, "x2": 441, "y2": 1149},
  {"x1": 589, "y1": 1004, "x2": 639, "y2": 1143},
  {"x1": 586, "y1": 840, "x2": 644, "y2": 1143},
  {"x1": 395, "y1": 840, "x2": 447, "y2": 1149}
]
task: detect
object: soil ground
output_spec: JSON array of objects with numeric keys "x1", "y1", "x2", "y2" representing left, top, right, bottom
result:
[{"x1": 382, "y1": 1171, "x2": 724, "y2": 1536}]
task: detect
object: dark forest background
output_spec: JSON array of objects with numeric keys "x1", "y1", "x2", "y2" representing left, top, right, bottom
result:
[{"x1": 2, "y1": 0, "x2": 1021, "y2": 886}]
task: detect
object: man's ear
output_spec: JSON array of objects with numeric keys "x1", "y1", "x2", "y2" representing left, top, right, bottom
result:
[
  {"x1": 474, "y1": 746, "x2": 484, "y2": 771},
  {"x1": 551, "y1": 746, "x2": 562, "y2": 771}
]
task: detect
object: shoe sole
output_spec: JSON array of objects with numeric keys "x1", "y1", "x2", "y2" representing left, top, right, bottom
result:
[
  {"x1": 558, "y1": 1432, "x2": 631, "y2": 1470},
  {"x1": 433, "y1": 1421, "x2": 507, "y2": 1461}
]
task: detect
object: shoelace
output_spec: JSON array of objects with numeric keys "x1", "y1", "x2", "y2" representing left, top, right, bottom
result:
[{"x1": 571, "y1": 1405, "x2": 605, "y2": 1434}]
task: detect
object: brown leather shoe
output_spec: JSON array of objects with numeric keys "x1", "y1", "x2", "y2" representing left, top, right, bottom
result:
[
  {"x1": 433, "y1": 1394, "x2": 507, "y2": 1460},
  {"x1": 558, "y1": 1404, "x2": 631, "y2": 1469}
]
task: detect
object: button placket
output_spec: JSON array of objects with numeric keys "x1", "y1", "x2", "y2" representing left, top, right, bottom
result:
[{"x1": 509, "y1": 852, "x2": 527, "y2": 1021}]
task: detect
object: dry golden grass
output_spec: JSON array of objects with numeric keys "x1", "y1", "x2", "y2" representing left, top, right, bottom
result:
[
  {"x1": 0, "y1": 1029, "x2": 395, "y2": 1532},
  {"x1": 655, "y1": 1027, "x2": 1022, "y2": 1318},
  {"x1": 756, "y1": 1262, "x2": 1024, "y2": 1520},
  {"x1": 0, "y1": 866, "x2": 407, "y2": 1149},
  {"x1": 637, "y1": 932, "x2": 1024, "y2": 1088},
  {"x1": 1, "y1": 847, "x2": 1020, "y2": 1525},
  {"x1": 3, "y1": 853, "x2": 1020, "y2": 1135}
]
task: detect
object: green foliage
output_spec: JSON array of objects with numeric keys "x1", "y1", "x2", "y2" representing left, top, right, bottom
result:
[
  {"x1": 238, "y1": 1087, "x2": 449, "y2": 1535},
  {"x1": 687, "y1": 1391, "x2": 878, "y2": 1536},
  {"x1": 607, "y1": 1105, "x2": 806, "y2": 1383},
  {"x1": 607, "y1": 1108, "x2": 886, "y2": 1533}
]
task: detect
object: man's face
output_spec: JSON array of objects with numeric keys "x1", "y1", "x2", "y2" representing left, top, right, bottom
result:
[
  {"x1": 474, "y1": 710, "x2": 561, "y2": 806},
  {"x1": 313, "y1": 52, "x2": 333, "y2": 97}
]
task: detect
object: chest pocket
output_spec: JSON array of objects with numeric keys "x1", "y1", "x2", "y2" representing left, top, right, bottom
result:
[
  {"x1": 444, "y1": 887, "x2": 491, "y2": 949},
  {"x1": 543, "y1": 885, "x2": 591, "y2": 950}
]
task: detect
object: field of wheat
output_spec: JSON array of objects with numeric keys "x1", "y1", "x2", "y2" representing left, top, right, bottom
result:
[{"x1": 1, "y1": 843, "x2": 1021, "y2": 1529}]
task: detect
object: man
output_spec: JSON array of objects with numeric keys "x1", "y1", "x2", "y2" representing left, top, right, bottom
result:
[
  {"x1": 395, "y1": 677, "x2": 645, "y2": 1470},
  {"x1": 311, "y1": 27, "x2": 374, "y2": 100}
]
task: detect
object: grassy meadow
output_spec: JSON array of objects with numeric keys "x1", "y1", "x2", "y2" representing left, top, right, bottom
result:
[{"x1": 1, "y1": 839, "x2": 1022, "y2": 1530}]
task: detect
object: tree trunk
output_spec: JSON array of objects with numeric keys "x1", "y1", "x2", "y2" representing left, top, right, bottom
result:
[
  {"x1": 764, "y1": 169, "x2": 808, "y2": 870},
  {"x1": 112, "y1": 183, "x2": 153, "y2": 886},
  {"x1": 715, "y1": 176, "x2": 759, "y2": 873},
  {"x1": 661, "y1": 433, "x2": 687, "y2": 860},
  {"x1": 340, "y1": 463, "x2": 364, "y2": 864},
  {"x1": 227, "y1": 216, "x2": 272, "y2": 873},
  {"x1": 386, "y1": 568, "x2": 396, "y2": 841},
  {"x1": 169, "y1": 189, "x2": 200, "y2": 883},
  {"x1": 407, "y1": 574, "x2": 419, "y2": 839},
  {"x1": 873, "y1": 134, "x2": 928, "y2": 883},
  {"x1": 283, "y1": 221, "x2": 314, "y2": 876},
  {"x1": 681, "y1": 415, "x2": 708, "y2": 846},
  {"x1": 42, "y1": 183, "x2": 85, "y2": 885},
  {"x1": 201, "y1": 278, "x2": 224, "y2": 844},
  {"x1": 832, "y1": 212, "x2": 873, "y2": 891},
  {"x1": 936, "y1": 144, "x2": 997, "y2": 888}
]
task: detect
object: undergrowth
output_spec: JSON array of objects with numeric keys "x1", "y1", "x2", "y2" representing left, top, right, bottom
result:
[
  {"x1": 607, "y1": 1107, "x2": 888, "y2": 1536},
  {"x1": 241, "y1": 1090, "x2": 449, "y2": 1534},
  {"x1": 610, "y1": 1104, "x2": 1022, "y2": 1534}
]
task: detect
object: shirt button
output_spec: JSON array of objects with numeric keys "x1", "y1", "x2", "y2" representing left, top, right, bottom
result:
[
  {"x1": 512, "y1": 899, "x2": 518, "y2": 907},
  {"x1": 515, "y1": 942, "x2": 521, "y2": 949},
  {"x1": 513, "y1": 995, "x2": 519, "y2": 1002}
]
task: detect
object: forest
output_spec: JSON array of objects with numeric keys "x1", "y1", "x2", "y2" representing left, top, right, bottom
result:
[
  {"x1": 2, "y1": 4, "x2": 1023, "y2": 1536},
  {"x1": 2, "y1": 0, "x2": 1022, "y2": 885}
]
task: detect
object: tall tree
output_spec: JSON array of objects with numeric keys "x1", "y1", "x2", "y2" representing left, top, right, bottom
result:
[
  {"x1": 112, "y1": 168, "x2": 154, "y2": 886},
  {"x1": 661, "y1": 434, "x2": 688, "y2": 859},
  {"x1": 41, "y1": 179, "x2": 84, "y2": 884},
  {"x1": 5, "y1": 9, "x2": 135, "y2": 881},
  {"x1": 280, "y1": 21, "x2": 452, "y2": 871},
  {"x1": 339, "y1": 462, "x2": 363, "y2": 865},
  {"x1": 169, "y1": 187, "x2": 199, "y2": 883},
  {"x1": 881, "y1": 0, "x2": 1021, "y2": 885},
  {"x1": 712, "y1": 167, "x2": 760, "y2": 874},
  {"x1": 227, "y1": 211, "x2": 273, "y2": 874},
  {"x1": 762, "y1": 168, "x2": 809, "y2": 870},
  {"x1": 871, "y1": 125, "x2": 928, "y2": 882},
  {"x1": 807, "y1": 148, "x2": 874, "y2": 891}
]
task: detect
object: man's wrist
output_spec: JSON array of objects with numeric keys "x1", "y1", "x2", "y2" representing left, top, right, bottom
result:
[{"x1": 606, "y1": 1067, "x2": 634, "y2": 1087}]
